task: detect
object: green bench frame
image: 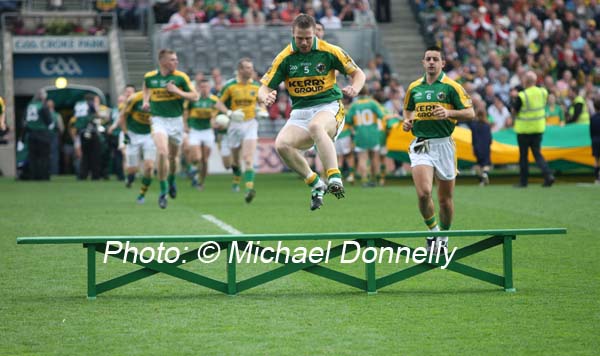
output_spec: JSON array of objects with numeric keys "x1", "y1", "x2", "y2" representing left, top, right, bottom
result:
[{"x1": 17, "y1": 228, "x2": 566, "y2": 299}]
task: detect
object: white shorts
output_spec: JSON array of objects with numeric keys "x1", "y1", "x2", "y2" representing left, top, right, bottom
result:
[
  {"x1": 408, "y1": 136, "x2": 457, "y2": 181},
  {"x1": 335, "y1": 135, "x2": 352, "y2": 155},
  {"x1": 126, "y1": 131, "x2": 156, "y2": 167},
  {"x1": 227, "y1": 118, "x2": 258, "y2": 149},
  {"x1": 219, "y1": 133, "x2": 231, "y2": 157},
  {"x1": 354, "y1": 145, "x2": 381, "y2": 153},
  {"x1": 188, "y1": 128, "x2": 215, "y2": 148},
  {"x1": 151, "y1": 116, "x2": 184, "y2": 145},
  {"x1": 286, "y1": 100, "x2": 345, "y2": 140}
]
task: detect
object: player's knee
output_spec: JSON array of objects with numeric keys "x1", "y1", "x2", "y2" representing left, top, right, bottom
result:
[
  {"x1": 156, "y1": 149, "x2": 168, "y2": 158},
  {"x1": 307, "y1": 121, "x2": 323, "y2": 137},
  {"x1": 275, "y1": 137, "x2": 292, "y2": 155},
  {"x1": 417, "y1": 190, "x2": 432, "y2": 202},
  {"x1": 439, "y1": 195, "x2": 453, "y2": 208},
  {"x1": 143, "y1": 165, "x2": 153, "y2": 176}
]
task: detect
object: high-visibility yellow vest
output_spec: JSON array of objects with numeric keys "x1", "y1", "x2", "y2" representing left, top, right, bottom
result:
[
  {"x1": 515, "y1": 86, "x2": 548, "y2": 134},
  {"x1": 568, "y1": 95, "x2": 590, "y2": 124}
]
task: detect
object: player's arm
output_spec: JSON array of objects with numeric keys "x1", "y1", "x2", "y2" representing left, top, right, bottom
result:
[
  {"x1": 214, "y1": 100, "x2": 230, "y2": 115},
  {"x1": 402, "y1": 110, "x2": 415, "y2": 132},
  {"x1": 433, "y1": 106, "x2": 475, "y2": 121},
  {"x1": 107, "y1": 110, "x2": 120, "y2": 134},
  {"x1": 142, "y1": 83, "x2": 150, "y2": 111},
  {"x1": 0, "y1": 110, "x2": 5, "y2": 131},
  {"x1": 214, "y1": 97, "x2": 244, "y2": 122},
  {"x1": 183, "y1": 101, "x2": 190, "y2": 132},
  {"x1": 258, "y1": 85, "x2": 277, "y2": 106},
  {"x1": 118, "y1": 111, "x2": 128, "y2": 134},
  {"x1": 342, "y1": 67, "x2": 366, "y2": 98},
  {"x1": 433, "y1": 84, "x2": 475, "y2": 121},
  {"x1": 166, "y1": 81, "x2": 199, "y2": 102},
  {"x1": 165, "y1": 81, "x2": 199, "y2": 101}
]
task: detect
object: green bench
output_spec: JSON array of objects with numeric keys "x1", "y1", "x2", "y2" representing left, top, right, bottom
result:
[{"x1": 17, "y1": 228, "x2": 566, "y2": 299}]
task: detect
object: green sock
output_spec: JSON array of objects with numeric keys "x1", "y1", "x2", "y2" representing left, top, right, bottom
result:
[
  {"x1": 424, "y1": 215, "x2": 437, "y2": 230},
  {"x1": 232, "y1": 166, "x2": 242, "y2": 185},
  {"x1": 160, "y1": 180, "x2": 168, "y2": 195},
  {"x1": 139, "y1": 177, "x2": 152, "y2": 197},
  {"x1": 244, "y1": 169, "x2": 255, "y2": 191},
  {"x1": 440, "y1": 222, "x2": 451, "y2": 231},
  {"x1": 167, "y1": 174, "x2": 175, "y2": 186}
]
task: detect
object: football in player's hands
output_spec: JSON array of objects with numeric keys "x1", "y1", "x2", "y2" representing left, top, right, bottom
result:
[
  {"x1": 215, "y1": 114, "x2": 230, "y2": 128},
  {"x1": 228, "y1": 109, "x2": 245, "y2": 123}
]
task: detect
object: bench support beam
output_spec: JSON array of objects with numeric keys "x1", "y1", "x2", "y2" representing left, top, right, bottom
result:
[{"x1": 79, "y1": 234, "x2": 524, "y2": 298}]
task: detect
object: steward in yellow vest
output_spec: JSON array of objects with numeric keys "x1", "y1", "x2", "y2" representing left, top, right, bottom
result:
[
  {"x1": 512, "y1": 71, "x2": 554, "y2": 187},
  {"x1": 567, "y1": 91, "x2": 590, "y2": 124},
  {"x1": 515, "y1": 86, "x2": 548, "y2": 134}
]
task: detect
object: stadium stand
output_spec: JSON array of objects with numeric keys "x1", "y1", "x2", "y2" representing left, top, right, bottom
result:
[{"x1": 409, "y1": 0, "x2": 599, "y2": 121}]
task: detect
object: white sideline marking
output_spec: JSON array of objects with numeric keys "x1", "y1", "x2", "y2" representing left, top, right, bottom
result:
[
  {"x1": 201, "y1": 214, "x2": 243, "y2": 235},
  {"x1": 575, "y1": 183, "x2": 600, "y2": 187}
]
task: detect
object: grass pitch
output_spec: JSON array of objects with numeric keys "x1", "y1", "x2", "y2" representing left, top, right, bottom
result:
[{"x1": 1, "y1": 174, "x2": 598, "y2": 355}]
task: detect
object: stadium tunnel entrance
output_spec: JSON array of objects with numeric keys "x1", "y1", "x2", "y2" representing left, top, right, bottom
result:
[{"x1": 14, "y1": 85, "x2": 109, "y2": 176}]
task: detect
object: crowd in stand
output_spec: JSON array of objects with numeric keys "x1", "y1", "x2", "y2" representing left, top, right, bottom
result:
[
  {"x1": 151, "y1": 0, "x2": 378, "y2": 31},
  {"x1": 414, "y1": 0, "x2": 599, "y2": 131}
]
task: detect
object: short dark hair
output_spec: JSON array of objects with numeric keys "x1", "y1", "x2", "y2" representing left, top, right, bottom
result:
[
  {"x1": 158, "y1": 49, "x2": 175, "y2": 61},
  {"x1": 425, "y1": 45, "x2": 444, "y2": 60},
  {"x1": 292, "y1": 13, "x2": 316, "y2": 30},
  {"x1": 125, "y1": 84, "x2": 136, "y2": 91}
]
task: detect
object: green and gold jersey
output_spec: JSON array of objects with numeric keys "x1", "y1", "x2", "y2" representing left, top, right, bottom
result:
[
  {"x1": 381, "y1": 112, "x2": 402, "y2": 145},
  {"x1": 124, "y1": 91, "x2": 151, "y2": 134},
  {"x1": 404, "y1": 72, "x2": 472, "y2": 139},
  {"x1": 338, "y1": 121, "x2": 352, "y2": 139},
  {"x1": 0, "y1": 96, "x2": 4, "y2": 116},
  {"x1": 346, "y1": 96, "x2": 386, "y2": 149},
  {"x1": 219, "y1": 79, "x2": 260, "y2": 121},
  {"x1": 185, "y1": 94, "x2": 219, "y2": 130},
  {"x1": 143, "y1": 69, "x2": 193, "y2": 118},
  {"x1": 261, "y1": 38, "x2": 359, "y2": 109}
]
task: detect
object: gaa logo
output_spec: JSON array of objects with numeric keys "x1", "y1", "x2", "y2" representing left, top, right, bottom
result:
[
  {"x1": 315, "y1": 63, "x2": 326, "y2": 74},
  {"x1": 40, "y1": 56, "x2": 82, "y2": 76},
  {"x1": 437, "y1": 92, "x2": 446, "y2": 101}
]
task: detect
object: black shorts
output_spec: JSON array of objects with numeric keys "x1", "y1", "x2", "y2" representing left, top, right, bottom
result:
[
  {"x1": 593, "y1": 141, "x2": 600, "y2": 158},
  {"x1": 473, "y1": 143, "x2": 491, "y2": 166}
]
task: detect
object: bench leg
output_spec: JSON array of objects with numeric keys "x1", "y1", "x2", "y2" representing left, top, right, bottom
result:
[
  {"x1": 503, "y1": 236, "x2": 516, "y2": 292},
  {"x1": 86, "y1": 244, "x2": 97, "y2": 300},
  {"x1": 227, "y1": 242, "x2": 237, "y2": 296},
  {"x1": 365, "y1": 239, "x2": 377, "y2": 295}
]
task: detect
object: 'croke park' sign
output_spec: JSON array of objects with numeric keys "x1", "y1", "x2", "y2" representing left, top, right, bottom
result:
[{"x1": 12, "y1": 36, "x2": 109, "y2": 53}]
